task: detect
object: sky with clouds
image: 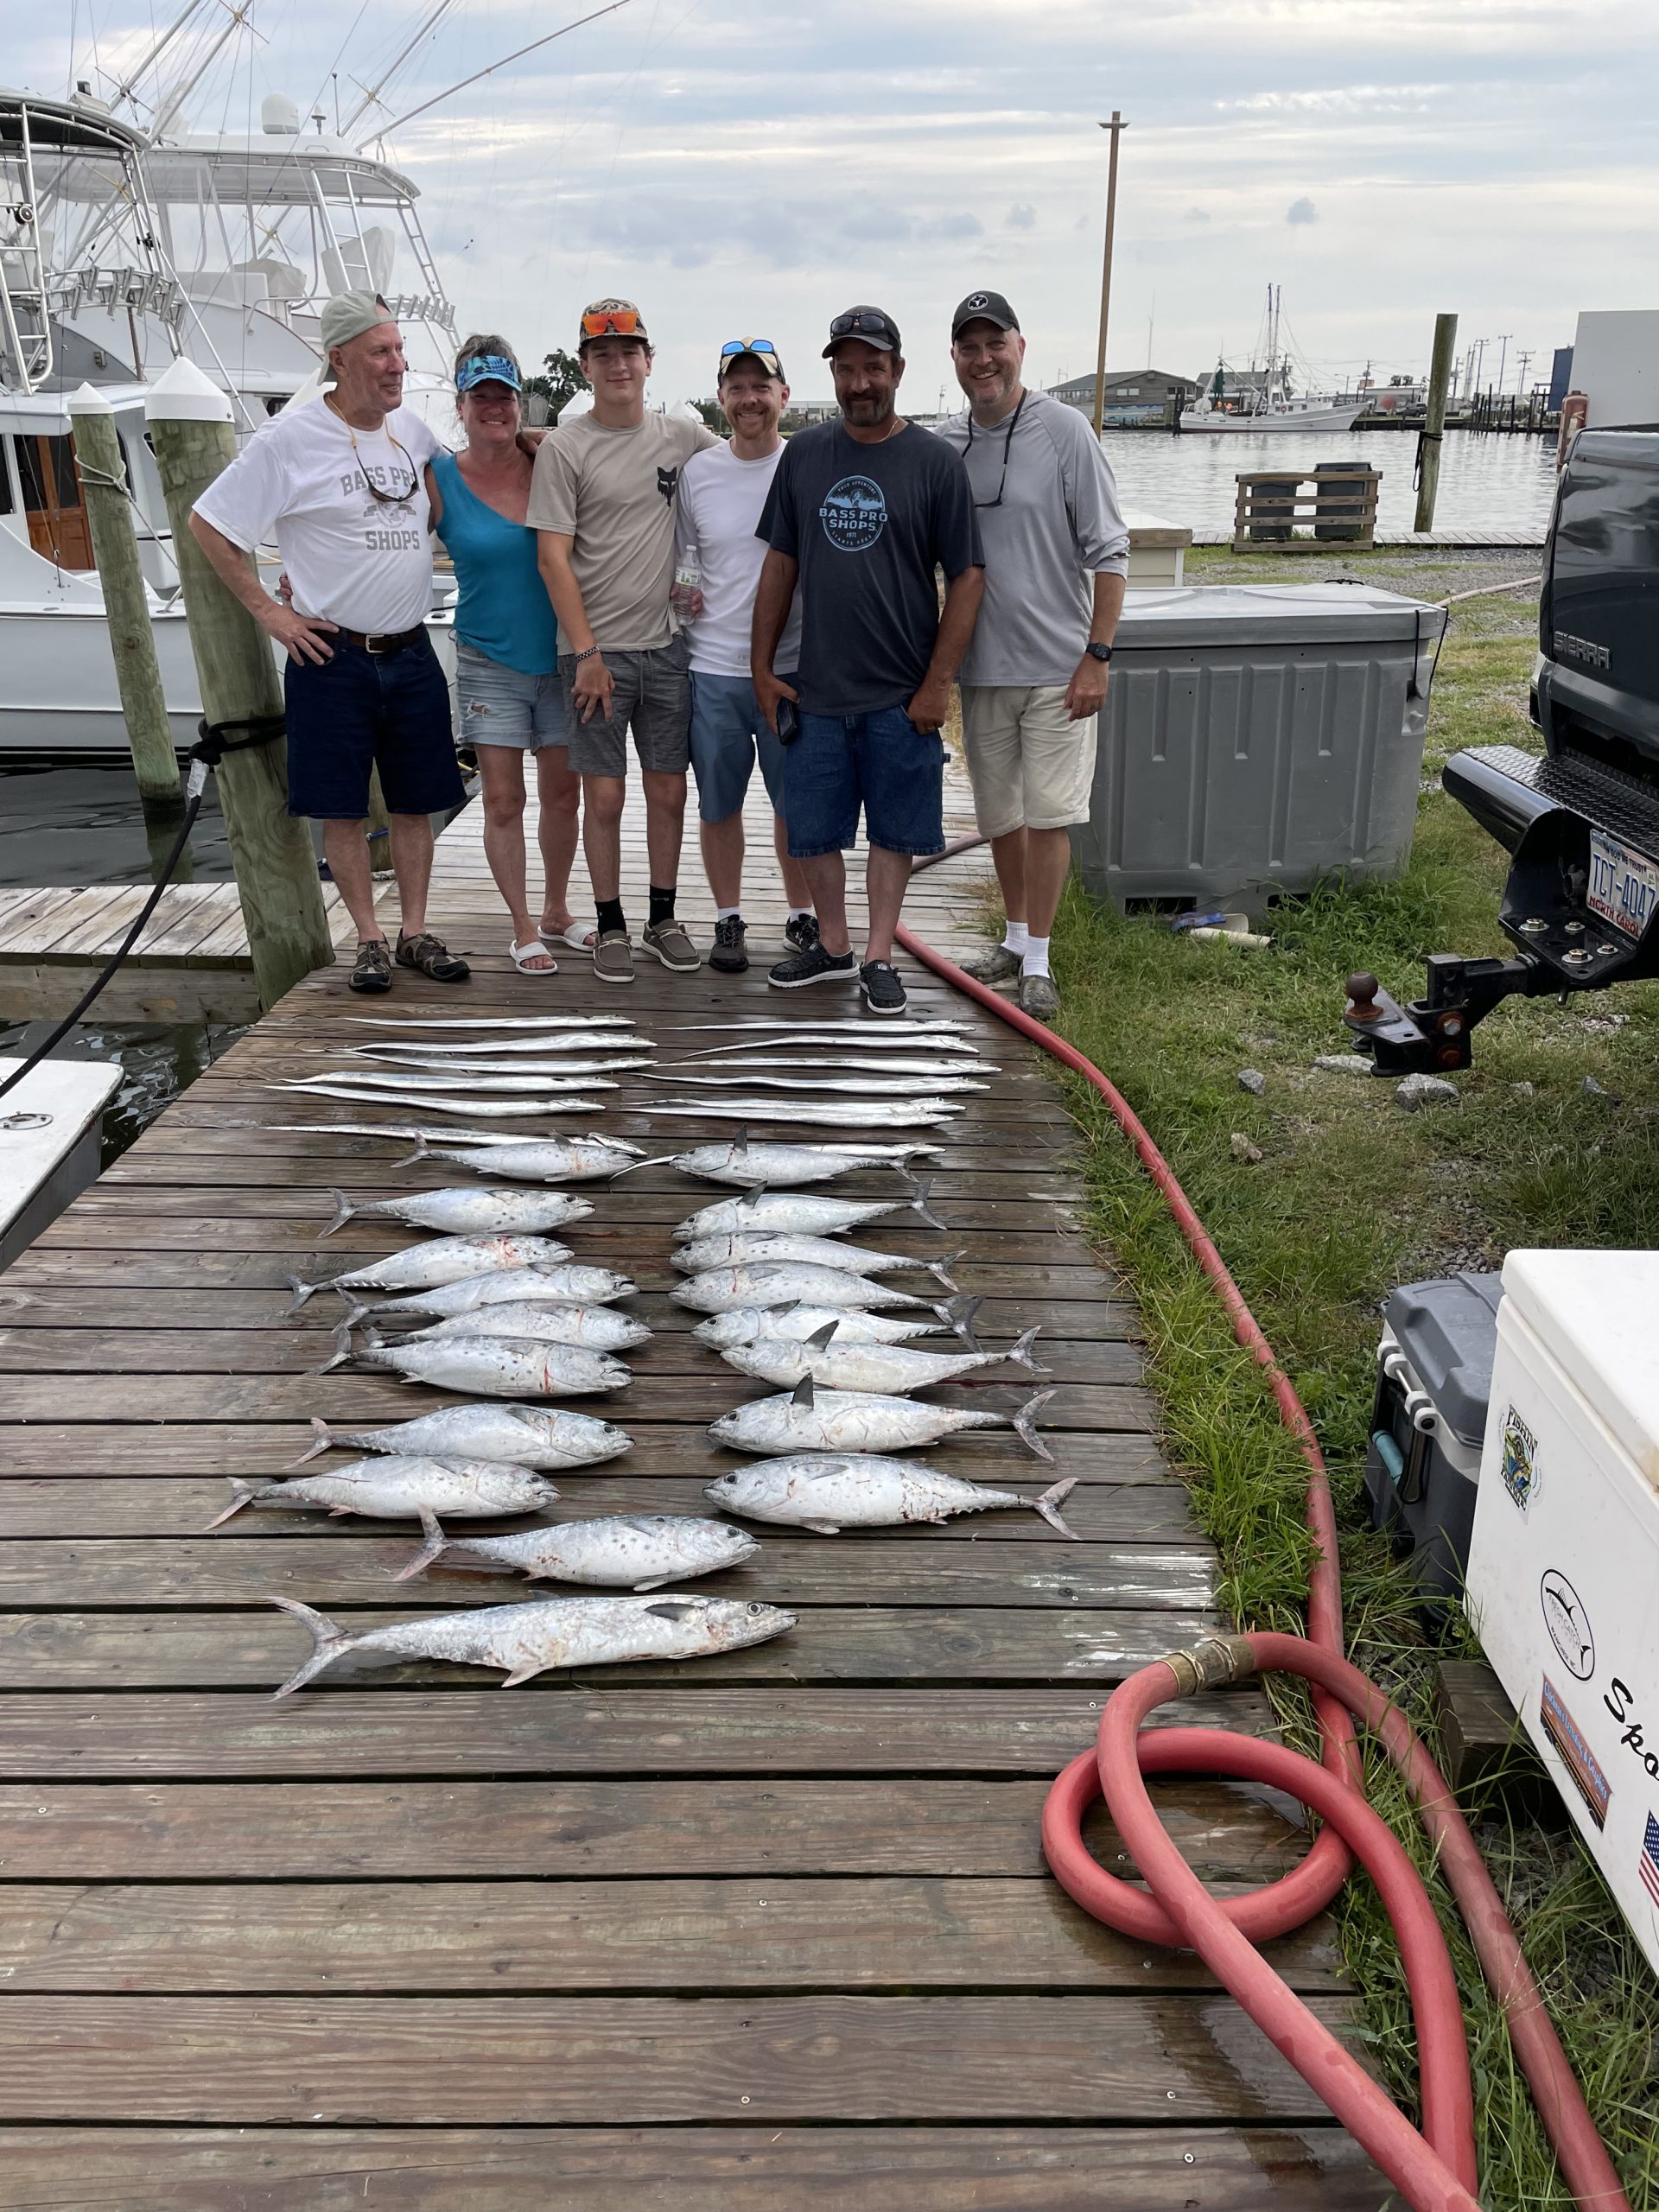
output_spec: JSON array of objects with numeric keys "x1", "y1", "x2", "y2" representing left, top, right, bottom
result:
[{"x1": 23, "y1": 0, "x2": 1659, "y2": 406}]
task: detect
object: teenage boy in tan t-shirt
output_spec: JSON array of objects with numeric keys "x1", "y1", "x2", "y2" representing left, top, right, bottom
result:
[{"x1": 530, "y1": 298, "x2": 717, "y2": 984}]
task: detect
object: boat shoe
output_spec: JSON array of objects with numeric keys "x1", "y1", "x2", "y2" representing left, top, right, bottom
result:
[
  {"x1": 959, "y1": 943, "x2": 1022, "y2": 986},
  {"x1": 643, "y1": 918, "x2": 702, "y2": 972},
  {"x1": 395, "y1": 931, "x2": 470, "y2": 983},
  {"x1": 592, "y1": 928, "x2": 635, "y2": 985},
  {"x1": 348, "y1": 938, "x2": 393, "y2": 994}
]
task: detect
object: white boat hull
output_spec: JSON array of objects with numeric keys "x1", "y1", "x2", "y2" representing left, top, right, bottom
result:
[{"x1": 1179, "y1": 404, "x2": 1363, "y2": 435}]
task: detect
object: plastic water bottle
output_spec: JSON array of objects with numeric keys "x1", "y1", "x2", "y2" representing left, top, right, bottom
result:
[{"x1": 671, "y1": 556, "x2": 701, "y2": 623}]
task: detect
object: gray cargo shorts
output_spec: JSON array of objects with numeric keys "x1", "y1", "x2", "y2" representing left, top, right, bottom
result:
[{"x1": 559, "y1": 634, "x2": 691, "y2": 778}]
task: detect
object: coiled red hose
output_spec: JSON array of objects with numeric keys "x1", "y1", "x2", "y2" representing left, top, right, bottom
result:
[{"x1": 893, "y1": 917, "x2": 1629, "y2": 2212}]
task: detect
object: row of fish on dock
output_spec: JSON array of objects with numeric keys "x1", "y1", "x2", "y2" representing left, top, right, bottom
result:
[{"x1": 236, "y1": 1012, "x2": 1068, "y2": 1699}]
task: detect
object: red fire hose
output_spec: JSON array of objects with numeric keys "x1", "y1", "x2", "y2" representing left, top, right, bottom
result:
[{"x1": 893, "y1": 912, "x2": 1630, "y2": 2212}]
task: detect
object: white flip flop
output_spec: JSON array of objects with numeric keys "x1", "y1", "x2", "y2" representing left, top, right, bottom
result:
[
  {"x1": 540, "y1": 920, "x2": 596, "y2": 951},
  {"x1": 509, "y1": 939, "x2": 558, "y2": 974}
]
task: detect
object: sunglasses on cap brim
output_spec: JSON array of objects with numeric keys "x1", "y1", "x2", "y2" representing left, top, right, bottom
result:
[
  {"x1": 720, "y1": 338, "x2": 779, "y2": 359},
  {"x1": 581, "y1": 308, "x2": 645, "y2": 340}
]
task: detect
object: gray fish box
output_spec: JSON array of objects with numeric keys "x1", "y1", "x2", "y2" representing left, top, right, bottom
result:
[{"x1": 1069, "y1": 584, "x2": 1448, "y2": 916}]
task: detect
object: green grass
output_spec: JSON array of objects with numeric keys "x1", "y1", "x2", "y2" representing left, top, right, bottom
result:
[{"x1": 1024, "y1": 549, "x2": 1659, "y2": 2203}]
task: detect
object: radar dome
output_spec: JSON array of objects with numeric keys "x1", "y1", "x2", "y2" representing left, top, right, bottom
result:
[{"x1": 261, "y1": 92, "x2": 301, "y2": 136}]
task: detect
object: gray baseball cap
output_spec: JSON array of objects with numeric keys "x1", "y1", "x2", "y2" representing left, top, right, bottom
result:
[{"x1": 319, "y1": 291, "x2": 397, "y2": 382}]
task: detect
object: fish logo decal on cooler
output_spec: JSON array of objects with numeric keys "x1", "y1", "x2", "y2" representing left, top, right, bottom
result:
[{"x1": 1540, "y1": 1568, "x2": 1595, "y2": 1682}]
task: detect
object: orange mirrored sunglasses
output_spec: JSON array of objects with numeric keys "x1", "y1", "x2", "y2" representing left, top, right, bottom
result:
[{"x1": 581, "y1": 307, "x2": 643, "y2": 340}]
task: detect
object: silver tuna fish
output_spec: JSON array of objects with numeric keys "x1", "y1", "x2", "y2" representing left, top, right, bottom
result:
[
  {"x1": 672, "y1": 1232, "x2": 962, "y2": 1286},
  {"x1": 709, "y1": 1376, "x2": 1057, "y2": 1460},
  {"x1": 619, "y1": 1133, "x2": 945, "y2": 1186},
  {"x1": 332, "y1": 1331, "x2": 632, "y2": 1396},
  {"x1": 321, "y1": 1187, "x2": 594, "y2": 1238},
  {"x1": 398, "y1": 1504, "x2": 757, "y2": 1589},
  {"x1": 270, "y1": 1589, "x2": 795, "y2": 1694},
  {"x1": 352, "y1": 1264, "x2": 638, "y2": 1319},
  {"x1": 381, "y1": 1300, "x2": 652, "y2": 1352},
  {"x1": 205, "y1": 1457, "x2": 558, "y2": 1528},
  {"x1": 724, "y1": 1320, "x2": 1048, "y2": 1395},
  {"x1": 283, "y1": 1235, "x2": 581, "y2": 1313},
  {"x1": 706, "y1": 1456, "x2": 1078, "y2": 1536},
  {"x1": 676, "y1": 1179, "x2": 944, "y2": 1241},
  {"x1": 637, "y1": 1100, "x2": 963, "y2": 1129},
  {"x1": 291, "y1": 1404, "x2": 630, "y2": 1471},
  {"x1": 670, "y1": 1261, "x2": 948, "y2": 1316},
  {"x1": 692, "y1": 1299, "x2": 976, "y2": 1351}
]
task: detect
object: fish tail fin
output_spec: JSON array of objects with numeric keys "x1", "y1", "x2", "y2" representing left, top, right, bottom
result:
[
  {"x1": 201, "y1": 1478, "x2": 256, "y2": 1530},
  {"x1": 389, "y1": 1135, "x2": 429, "y2": 1170},
  {"x1": 395, "y1": 1505, "x2": 449, "y2": 1583},
  {"x1": 906, "y1": 1175, "x2": 947, "y2": 1231},
  {"x1": 313, "y1": 1320, "x2": 356, "y2": 1376},
  {"x1": 268, "y1": 1596, "x2": 354, "y2": 1698},
  {"x1": 282, "y1": 1272, "x2": 315, "y2": 1316},
  {"x1": 607, "y1": 1154, "x2": 671, "y2": 1179},
  {"x1": 1035, "y1": 1475, "x2": 1081, "y2": 1540},
  {"x1": 286, "y1": 1416, "x2": 334, "y2": 1469},
  {"x1": 320, "y1": 1189, "x2": 355, "y2": 1238},
  {"x1": 937, "y1": 1293, "x2": 982, "y2": 1350},
  {"x1": 1011, "y1": 1388, "x2": 1057, "y2": 1462},
  {"x1": 927, "y1": 1249, "x2": 966, "y2": 1291},
  {"x1": 1008, "y1": 1325, "x2": 1050, "y2": 1376}
]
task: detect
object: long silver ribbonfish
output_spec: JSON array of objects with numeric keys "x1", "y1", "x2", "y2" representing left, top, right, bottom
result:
[
  {"x1": 705, "y1": 1456, "x2": 1079, "y2": 1537},
  {"x1": 676, "y1": 1179, "x2": 945, "y2": 1239},
  {"x1": 205, "y1": 1458, "x2": 559, "y2": 1528},
  {"x1": 346, "y1": 1034, "x2": 655, "y2": 1056},
  {"x1": 283, "y1": 1234, "x2": 580, "y2": 1312},
  {"x1": 345, "y1": 1015, "x2": 636, "y2": 1031},
  {"x1": 662, "y1": 1056, "x2": 989, "y2": 1078},
  {"x1": 321, "y1": 1187, "x2": 593, "y2": 1238},
  {"x1": 290, "y1": 1404, "x2": 630, "y2": 1471},
  {"x1": 652, "y1": 1074, "x2": 987, "y2": 1097},
  {"x1": 270, "y1": 1589, "x2": 796, "y2": 1694},
  {"x1": 709, "y1": 1375, "x2": 1057, "y2": 1460},
  {"x1": 676, "y1": 1033, "x2": 980, "y2": 1058},
  {"x1": 397, "y1": 1504, "x2": 758, "y2": 1590},
  {"x1": 271, "y1": 1086, "x2": 612, "y2": 1118},
  {"x1": 657, "y1": 1020, "x2": 970, "y2": 1036},
  {"x1": 285, "y1": 1071, "x2": 620, "y2": 1095},
  {"x1": 672, "y1": 1232, "x2": 963, "y2": 1287},
  {"x1": 341, "y1": 1054, "x2": 652, "y2": 1077},
  {"x1": 636, "y1": 1100, "x2": 964, "y2": 1128}
]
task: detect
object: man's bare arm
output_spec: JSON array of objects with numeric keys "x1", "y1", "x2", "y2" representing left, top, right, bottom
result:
[
  {"x1": 1064, "y1": 569, "x2": 1127, "y2": 721},
  {"x1": 537, "y1": 531, "x2": 612, "y2": 724},
  {"x1": 751, "y1": 547, "x2": 800, "y2": 734},
  {"x1": 186, "y1": 513, "x2": 337, "y2": 664},
  {"x1": 907, "y1": 565, "x2": 985, "y2": 732}
]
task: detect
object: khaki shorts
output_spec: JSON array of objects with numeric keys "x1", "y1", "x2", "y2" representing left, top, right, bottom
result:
[{"x1": 958, "y1": 684, "x2": 1096, "y2": 837}]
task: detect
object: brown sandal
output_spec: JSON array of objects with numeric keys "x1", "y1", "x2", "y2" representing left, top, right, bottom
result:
[{"x1": 348, "y1": 938, "x2": 393, "y2": 993}]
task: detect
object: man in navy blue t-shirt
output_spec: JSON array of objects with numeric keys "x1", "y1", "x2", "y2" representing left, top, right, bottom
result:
[{"x1": 753, "y1": 305, "x2": 983, "y2": 1014}]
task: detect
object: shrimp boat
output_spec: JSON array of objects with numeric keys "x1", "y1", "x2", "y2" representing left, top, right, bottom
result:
[
  {"x1": 0, "y1": 44, "x2": 462, "y2": 755},
  {"x1": 1179, "y1": 286, "x2": 1361, "y2": 435}
]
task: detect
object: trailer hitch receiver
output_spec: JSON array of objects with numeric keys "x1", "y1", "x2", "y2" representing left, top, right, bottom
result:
[{"x1": 1343, "y1": 953, "x2": 1548, "y2": 1075}]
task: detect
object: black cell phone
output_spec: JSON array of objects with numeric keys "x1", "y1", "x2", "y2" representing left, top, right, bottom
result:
[{"x1": 775, "y1": 696, "x2": 800, "y2": 745}]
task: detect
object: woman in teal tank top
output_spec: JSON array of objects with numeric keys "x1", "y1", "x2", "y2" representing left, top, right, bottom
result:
[{"x1": 426, "y1": 334, "x2": 589, "y2": 972}]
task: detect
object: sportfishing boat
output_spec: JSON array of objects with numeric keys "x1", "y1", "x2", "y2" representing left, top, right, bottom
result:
[
  {"x1": 0, "y1": 39, "x2": 463, "y2": 755},
  {"x1": 1179, "y1": 287, "x2": 1361, "y2": 435}
]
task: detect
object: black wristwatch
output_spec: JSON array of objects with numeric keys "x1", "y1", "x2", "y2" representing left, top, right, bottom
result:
[{"x1": 1085, "y1": 642, "x2": 1113, "y2": 663}]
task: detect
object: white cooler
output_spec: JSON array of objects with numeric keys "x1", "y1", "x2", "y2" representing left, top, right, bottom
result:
[{"x1": 1463, "y1": 1249, "x2": 1659, "y2": 1976}]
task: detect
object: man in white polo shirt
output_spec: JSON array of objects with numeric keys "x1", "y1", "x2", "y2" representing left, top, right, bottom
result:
[
  {"x1": 188, "y1": 290, "x2": 467, "y2": 994},
  {"x1": 936, "y1": 289, "x2": 1129, "y2": 1018}
]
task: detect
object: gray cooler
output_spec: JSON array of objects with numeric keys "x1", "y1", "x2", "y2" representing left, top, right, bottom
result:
[
  {"x1": 1070, "y1": 585, "x2": 1447, "y2": 915},
  {"x1": 1364, "y1": 1270, "x2": 1503, "y2": 1612}
]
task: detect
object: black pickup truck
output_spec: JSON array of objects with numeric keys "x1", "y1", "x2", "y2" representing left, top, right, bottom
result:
[{"x1": 1345, "y1": 429, "x2": 1659, "y2": 1070}]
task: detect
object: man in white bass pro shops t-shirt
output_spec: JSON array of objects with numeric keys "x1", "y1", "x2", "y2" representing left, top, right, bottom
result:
[
  {"x1": 188, "y1": 290, "x2": 469, "y2": 995},
  {"x1": 675, "y1": 338, "x2": 817, "y2": 975}
]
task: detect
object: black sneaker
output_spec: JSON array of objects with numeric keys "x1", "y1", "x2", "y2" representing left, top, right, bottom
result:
[
  {"x1": 768, "y1": 942, "x2": 857, "y2": 989},
  {"x1": 859, "y1": 959, "x2": 908, "y2": 1015},
  {"x1": 784, "y1": 912, "x2": 820, "y2": 956},
  {"x1": 709, "y1": 915, "x2": 748, "y2": 973}
]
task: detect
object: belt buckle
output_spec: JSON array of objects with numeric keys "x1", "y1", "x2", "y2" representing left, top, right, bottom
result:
[{"x1": 365, "y1": 633, "x2": 388, "y2": 656}]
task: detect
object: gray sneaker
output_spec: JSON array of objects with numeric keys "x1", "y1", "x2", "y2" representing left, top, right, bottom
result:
[
  {"x1": 643, "y1": 917, "x2": 701, "y2": 972},
  {"x1": 960, "y1": 943, "x2": 1023, "y2": 986},
  {"x1": 592, "y1": 928, "x2": 634, "y2": 985},
  {"x1": 1018, "y1": 970, "x2": 1060, "y2": 1020}
]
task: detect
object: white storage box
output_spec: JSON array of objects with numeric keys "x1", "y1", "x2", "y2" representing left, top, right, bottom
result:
[{"x1": 1463, "y1": 1249, "x2": 1659, "y2": 1975}]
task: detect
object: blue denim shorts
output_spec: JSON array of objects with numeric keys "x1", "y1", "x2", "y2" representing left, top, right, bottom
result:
[
  {"x1": 783, "y1": 705, "x2": 945, "y2": 858},
  {"x1": 283, "y1": 632, "x2": 464, "y2": 820},
  {"x1": 688, "y1": 671, "x2": 792, "y2": 823},
  {"x1": 455, "y1": 644, "x2": 569, "y2": 750}
]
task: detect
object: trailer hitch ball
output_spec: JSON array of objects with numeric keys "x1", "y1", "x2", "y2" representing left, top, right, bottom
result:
[{"x1": 1345, "y1": 973, "x2": 1381, "y2": 1020}]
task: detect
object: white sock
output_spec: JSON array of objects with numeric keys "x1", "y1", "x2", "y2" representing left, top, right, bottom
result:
[
  {"x1": 715, "y1": 906, "x2": 741, "y2": 922},
  {"x1": 1002, "y1": 921, "x2": 1029, "y2": 955},
  {"x1": 789, "y1": 906, "x2": 815, "y2": 921},
  {"x1": 1022, "y1": 936, "x2": 1052, "y2": 978}
]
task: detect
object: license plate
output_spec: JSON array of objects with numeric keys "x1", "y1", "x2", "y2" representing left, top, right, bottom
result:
[{"x1": 1586, "y1": 830, "x2": 1659, "y2": 940}]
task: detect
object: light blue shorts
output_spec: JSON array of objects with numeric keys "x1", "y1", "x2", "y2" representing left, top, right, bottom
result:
[
  {"x1": 455, "y1": 644, "x2": 569, "y2": 750},
  {"x1": 688, "y1": 669, "x2": 793, "y2": 823}
]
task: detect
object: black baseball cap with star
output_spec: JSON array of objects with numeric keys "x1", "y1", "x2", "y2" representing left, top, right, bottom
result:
[{"x1": 951, "y1": 289, "x2": 1020, "y2": 338}]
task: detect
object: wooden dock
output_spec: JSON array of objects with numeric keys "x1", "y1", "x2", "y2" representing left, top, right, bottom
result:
[{"x1": 0, "y1": 771, "x2": 1383, "y2": 2206}]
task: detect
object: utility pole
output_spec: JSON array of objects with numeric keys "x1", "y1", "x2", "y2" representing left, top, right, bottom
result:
[
  {"x1": 1496, "y1": 334, "x2": 1511, "y2": 394},
  {"x1": 1090, "y1": 111, "x2": 1128, "y2": 440},
  {"x1": 1516, "y1": 348, "x2": 1535, "y2": 398},
  {"x1": 1414, "y1": 313, "x2": 1459, "y2": 534}
]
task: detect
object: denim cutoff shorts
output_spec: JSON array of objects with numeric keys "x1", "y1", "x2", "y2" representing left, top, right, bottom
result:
[
  {"x1": 455, "y1": 644, "x2": 569, "y2": 750},
  {"x1": 783, "y1": 704, "x2": 945, "y2": 858},
  {"x1": 688, "y1": 671, "x2": 795, "y2": 822}
]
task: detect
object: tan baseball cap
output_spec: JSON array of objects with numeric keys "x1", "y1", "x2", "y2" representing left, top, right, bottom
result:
[{"x1": 318, "y1": 291, "x2": 397, "y2": 382}]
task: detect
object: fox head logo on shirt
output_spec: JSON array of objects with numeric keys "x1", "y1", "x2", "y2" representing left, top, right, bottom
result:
[{"x1": 657, "y1": 465, "x2": 679, "y2": 505}]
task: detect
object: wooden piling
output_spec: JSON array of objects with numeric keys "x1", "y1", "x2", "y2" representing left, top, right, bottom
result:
[
  {"x1": 143, "y1": 360, "x2": 333, "y2": 1011},
  {"x1": 1414, "y1": 314, "x2": 1459, "y2": 535},
  {"x1": 68, "y1": 385, "x2": 192, "y2": 887}
]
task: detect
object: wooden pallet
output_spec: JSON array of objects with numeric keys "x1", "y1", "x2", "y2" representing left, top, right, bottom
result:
[{"x1": 0, "y1": 768, "x2": 1384, "y2": 2206}]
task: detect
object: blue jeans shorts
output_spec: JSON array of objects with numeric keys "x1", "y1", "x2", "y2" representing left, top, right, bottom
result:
[
  {"x1": 283, "y1": 632, "x2": 464, "y2": 820},
  {"x1": 783, "y1": 704, "x2": 945, "y2": 858},
  {"x1": 455, "y1": 644, "x2": 569, "y2": 750},
  {"x1": 688, "y1": 671, "x2": 793, "y2": 823}
]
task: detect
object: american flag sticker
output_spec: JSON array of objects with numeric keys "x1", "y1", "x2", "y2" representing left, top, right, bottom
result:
[
  {"x1": 1641, "y1": 1813, "x2": 1659, "y2": 1912},
  {"x1": 1540, "y1": 1676, "x2": 1611, "y2": 1830}
]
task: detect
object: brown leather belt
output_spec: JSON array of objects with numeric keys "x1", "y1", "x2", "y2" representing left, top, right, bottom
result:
[{"x1": 334, "y1": 626, "x2": 426, "y2": 656}]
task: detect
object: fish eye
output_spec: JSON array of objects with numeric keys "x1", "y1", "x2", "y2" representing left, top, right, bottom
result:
[{"x1": 746, "y1": 1602, "x2": 766, "y2": 1615}]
